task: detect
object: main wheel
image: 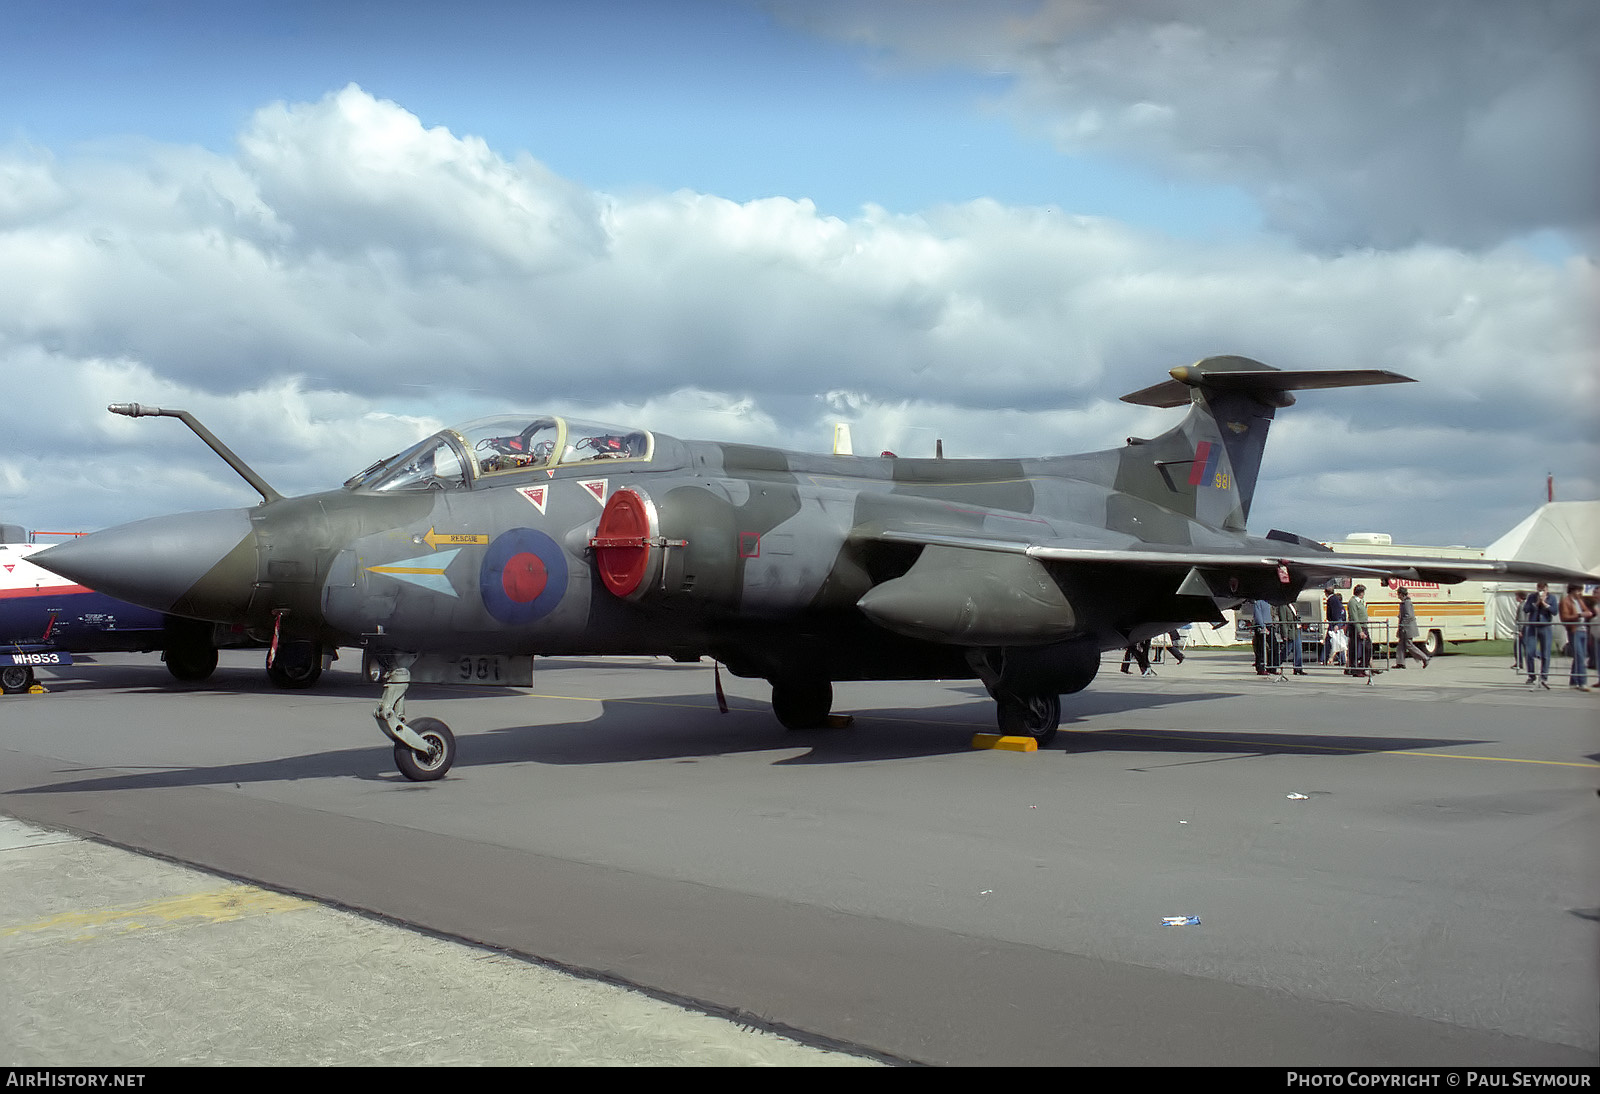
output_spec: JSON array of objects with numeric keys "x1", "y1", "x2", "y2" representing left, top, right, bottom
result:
[
  {"x1": 771, "y1": 678, "x2": 833, "y2": 730},
  {"x1": 165, "y1": 641, "x2": 218, "y2": 682},
  {"x1": 267, "y1": 642, "x2": 322, "y2": 689},
  {"x1": 996, "y1": 692, "x2": 1061, "y2": 746},
  {"x1": 1, "y1": 665, "x2": 35, "y2": 694},
  {"x1": 394, "y1": 717, "x2": 456, "y2": 781}
]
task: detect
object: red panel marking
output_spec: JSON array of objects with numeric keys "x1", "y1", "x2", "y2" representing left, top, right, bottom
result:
[
  {"x1": 739, "y1": 532, "x2": 760, "y2": 559},
  {"x1": 0, "y1": 584, "x2": 95, "y2": 599},
  {"x1": 502, "y1": 552, "x2": 549, "y2": 603},
  {"x1": 1187, "y1": 442, "x2": 1212, "y2": 486}
]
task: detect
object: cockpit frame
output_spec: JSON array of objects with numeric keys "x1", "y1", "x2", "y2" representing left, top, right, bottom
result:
[{"x1": 344, "y1": 415, "x2": 655, "y2": 494}]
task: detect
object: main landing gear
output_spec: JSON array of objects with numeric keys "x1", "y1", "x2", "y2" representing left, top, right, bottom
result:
[
  {"x1": 966, "y1": 641, "x2": 1095, "y2": 748},
  {"x1": 267, "y1": 639, "x2": 323, "y2": 689},
  {"x1": 1, "y1": 665, "x2": 35, "y2": 694},
  {"x1": 371, "y1": 653, "x2": 457, "y2": 781},
  {"x1": 765, "y1": 672, "x2": 1063, "y2": 745},
  {"x1": 994, "y1": 691, "x2": 1062, "y2": 746},
  {"x1": 162, "y1": 617, "x2": 218, "y2": 682},
  {"x1": 770, "y1": 677, "x2": 834, "y2": 729}
]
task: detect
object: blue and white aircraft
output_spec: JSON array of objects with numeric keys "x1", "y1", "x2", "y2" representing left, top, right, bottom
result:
[{"x1": 1, "y1": 532, "x2": 276, "y2": 693}]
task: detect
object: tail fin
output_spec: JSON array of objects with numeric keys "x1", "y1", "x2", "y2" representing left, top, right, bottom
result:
[{"x1": 1116, "y1": 356, "x2": 1412, "y2": 532}]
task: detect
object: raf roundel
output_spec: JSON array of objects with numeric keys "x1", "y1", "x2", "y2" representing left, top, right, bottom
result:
[{"x1": 479, "y1": 528, "x2": 567, "y2": 625}]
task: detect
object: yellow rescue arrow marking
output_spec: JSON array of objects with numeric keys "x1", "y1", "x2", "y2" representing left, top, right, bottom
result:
[{"x1": 424, "y1": 527, "x2": 489, "y2": 551}]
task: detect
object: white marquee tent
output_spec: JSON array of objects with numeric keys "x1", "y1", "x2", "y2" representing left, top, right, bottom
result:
[{"x1": 1482, "y1": 501, "x2": 1600, "y2": 638}]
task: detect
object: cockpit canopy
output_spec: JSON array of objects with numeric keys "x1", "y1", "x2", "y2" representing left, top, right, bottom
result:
[{"x1": 345, "y1": 415, "x2": 654, "y2": 493}]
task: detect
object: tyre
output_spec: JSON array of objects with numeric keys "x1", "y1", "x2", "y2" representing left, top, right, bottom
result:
[
  {"x1": 1425, "y1": 630, "x2": 1445, "y2": 659},
  {"x1": 996, "y1": 692, "x2": 1061, "y2": 746},
  {"x1": 267, "y1": 642, "x2": 322, "y2": 689},
  {"x1": 393, "y1": 717, "x2": 456, "y2": 781},
  {"x1": 771, "y1": 678, "x2": 833, "y2": 730},
  {"x1": 1, "y1": 665, "x2": 36, "y2": 694},
  {"x1": 165, "y1": 642, "x2": 218, "y2": 682}
]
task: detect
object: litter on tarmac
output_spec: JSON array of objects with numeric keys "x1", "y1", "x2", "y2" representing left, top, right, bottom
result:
[{"x1": 1161, "y1": 916, "x2": 1201, "y2": 927}]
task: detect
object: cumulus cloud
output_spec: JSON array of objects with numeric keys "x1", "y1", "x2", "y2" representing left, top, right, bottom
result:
[
  {"x1": 238, "y1": 84, "x2": 608, "y2": 277},
  {"x1": 0, "y1": 85, "x2": 1593, "y2": 546},
  {"x1": 785, "y1": 0, "x2": 1600, "y2": 251}
]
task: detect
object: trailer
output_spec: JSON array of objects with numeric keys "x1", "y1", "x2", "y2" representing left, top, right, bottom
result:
[{"x1": 1292, "y1": 534, "x2": 1489, "y2": 658}]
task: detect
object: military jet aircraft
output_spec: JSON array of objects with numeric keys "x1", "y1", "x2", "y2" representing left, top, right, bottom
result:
[{"x1": 31, "y1": 356, "x2": 1595, "y2": 780}]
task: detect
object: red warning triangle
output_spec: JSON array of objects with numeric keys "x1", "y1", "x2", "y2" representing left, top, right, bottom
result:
[
  {"x1": 578, "y1": 478, "x2": 608, "y2": 505},
  {"x1": 516, "y1": 485, "x2": 548, "y2": 515}
]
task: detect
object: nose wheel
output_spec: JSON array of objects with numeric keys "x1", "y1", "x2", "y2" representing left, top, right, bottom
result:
[
  {"x1": 392, "y1": 716, "x2": 456, "y2": 782},
  {"x1": 372, "y1": 653, "x2": 458, "y2": 781}
]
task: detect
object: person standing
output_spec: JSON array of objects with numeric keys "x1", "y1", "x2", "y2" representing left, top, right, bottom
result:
[
  {"x1": 1250, "y1": 598, "x2": 1273, "y2": 675},
  {"x1": 1586, "y1": 594, "x2": 1599, "y2": 690},
  {"x1": 1323, "y1": 581, "x2": 1347, "y2": 666},
  {"x1": 1510, "y1": 591, "x2": 1527, "y2": 672},
  {"x1": 1559, "y1": 584, "x2": 1592, "y2": 691},
  {"x1": 1524, "y1": 582, "x2": 1556, "y2": 689},
  {"x1": 1347, "y1": 585, "x2": 1371, "y2": 677},
  {"x1": 1395, "y1": 586, "x2": 1430, "y2": 669},
  {"x1": 1274, "y1": 600, "x2": 1306, "y2": 674}
]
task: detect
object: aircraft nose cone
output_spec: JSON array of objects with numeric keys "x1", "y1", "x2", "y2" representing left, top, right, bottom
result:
[{"x1": 31, "y1": 508, "x2": 257, "y2": 619}]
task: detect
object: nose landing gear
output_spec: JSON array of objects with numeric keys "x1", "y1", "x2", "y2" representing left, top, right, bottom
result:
[
  {"x1": 392, "y1": 716, "x2": 456, "y2": 781},
  {"x1": 371, "y1": 654, "x2": 457, "y2": 781}
]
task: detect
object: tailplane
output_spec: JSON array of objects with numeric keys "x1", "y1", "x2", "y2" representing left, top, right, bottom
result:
[{"x1": 1115, "y1": 356, "x2": 1412, "y2": 533}]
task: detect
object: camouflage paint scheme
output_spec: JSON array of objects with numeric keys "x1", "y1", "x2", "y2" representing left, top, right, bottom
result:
[{"x1": 32, "y1": 356, "x2": 1597, "y2": 778}]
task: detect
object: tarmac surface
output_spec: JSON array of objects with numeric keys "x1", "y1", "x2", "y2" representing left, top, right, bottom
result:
[{"x1": 1, "y1": 646, "x2": 1596, "y2": 1067}]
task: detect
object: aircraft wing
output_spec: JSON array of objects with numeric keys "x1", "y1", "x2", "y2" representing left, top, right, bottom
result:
[
  {"x1": 850, "y1": 523, "x2": 1598, "y2": 645},
  {"x1": 863, "y1": 528, "x2": 1600, "y2": 587}
]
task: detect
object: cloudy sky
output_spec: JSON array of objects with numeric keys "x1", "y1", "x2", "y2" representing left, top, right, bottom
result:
[{"x1": 2, "y1": 0, "x2": 1595, "y2": 547}]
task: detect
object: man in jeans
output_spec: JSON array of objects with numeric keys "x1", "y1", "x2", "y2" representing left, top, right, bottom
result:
[
  {"x1": 1523, "y1": 582, "x2": 1557, "y2": 689},
  {"x1": 1559, "y1": 584, "x2": 1593, "y2": 692}
]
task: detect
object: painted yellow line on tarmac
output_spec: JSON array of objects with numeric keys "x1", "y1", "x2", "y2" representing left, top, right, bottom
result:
[
  {"x1": 524, "y1": 693, "x2": 727, "y2": 712},
  {"x1": 519, "y1": 693, "x2": 1597, "y2": 768},
  {"x1": 2, "y1": 885, "x2": 311, "y2": 940},
  {"x1": 1090, "y1": 728, "x2": 1600, "y2": 769},
  {"x1": 1378, "y1": 749, "x2": 1597, "y2": 769}
]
